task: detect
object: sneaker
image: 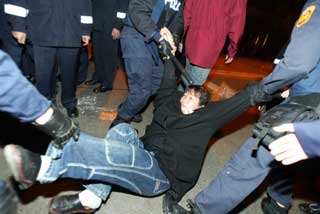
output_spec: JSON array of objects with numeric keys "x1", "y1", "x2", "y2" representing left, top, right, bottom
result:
[
  {"x1": 299, "y1": 203, "x2": 320, "y2": 214},
  {"x1": 3, "y1": 144, "x2": 41, "y2": 190},
  {"x1": 186, "y1": 199, "x2": 201, "y2": 214},
  {"x1": 261, "y1": 197, "x2": 289, "y2": 214},
  {"x1": 162, "y1": 190, "x2": 188, "y2": 214},
  {"x1": 49, "y1": 194, "x2": 96, "y2": 214}
]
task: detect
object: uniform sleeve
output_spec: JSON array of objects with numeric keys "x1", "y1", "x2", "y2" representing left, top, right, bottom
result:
[
  {"x1": 4, "y1": 0, "x2": 28, "y2": 32},
  {"x1": 79, "y1": 0, "x2": 93, "y2": 36},
  {"x1": 128, "y1": 0, "x2": 158, "y2": 41},
  {"x1": 262, "y1": 1, "x2": 320, "y2": 94},
  {"x1": 168, "y1": 2, "x2": 184, "y2": 37},
  {"x1": 227, "y1": 0, "x2": 247, "y2": 58},
  {"x1": 0, "y1": 50, "x2": 50, "y2": 122},
  {"x1": 112, "y1": 0, "x2": 129, "y2": 30},
  {"x1": 294, "y1": 121, "x2": 320, "y2": 158}
]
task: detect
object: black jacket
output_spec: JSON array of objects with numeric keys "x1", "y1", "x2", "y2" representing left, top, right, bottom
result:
[
  {"x1": 142, "y1": 61, "x2": 252, "y2": 200},
  {"x1": 92, "y1": 0, "x2": 129, "y2": 32},
  {"x1": 127, "y1": 0, "x2": 184, "y2": 41},
  {"x1": 5, "y1": 0, "x2": 92, "y2": 47}
]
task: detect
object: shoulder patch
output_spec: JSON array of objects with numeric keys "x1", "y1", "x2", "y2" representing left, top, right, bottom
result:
[{"x1": 296, "y1": 5, "x2": 316, "y2": 28}]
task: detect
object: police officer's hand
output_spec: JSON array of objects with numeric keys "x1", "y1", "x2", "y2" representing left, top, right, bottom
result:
[
  {"x1": 269, "y1": 123, "x2": 308, "y2": 165},
  {"x1": 11, "y1": 31, "x2": 26, "y2": 44},
  {"x1": 245, "y1": 81, "x2": 274, "y2": 105},
  {"x1": 159, "y1": 27, "x2": 177, "y2": 54},
  {"x1": 33, "y1": 106, "x2": 80, "y2": 149},
  {"x1": 82, "y1": 35, "x2": 90, "y2": 46},
  {"x1": 111, "y1": 28, "x2": 121, "y2": 40}
]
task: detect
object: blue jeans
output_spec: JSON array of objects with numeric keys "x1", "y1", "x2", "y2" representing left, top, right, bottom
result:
[
  {"x1": 183, "y1": 58, "x2": 211, "y2": 87},
  {"x1": 195, "y1": 137, "x2": 275, "y2": 214},
  {"x1": 40, "y1": 123, "x2": 170, "y2": 200}
]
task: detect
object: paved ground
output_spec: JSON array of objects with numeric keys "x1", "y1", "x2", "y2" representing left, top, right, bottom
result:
[{"x1": 0, "y1": 57, "x2": 319, "y2": 214}]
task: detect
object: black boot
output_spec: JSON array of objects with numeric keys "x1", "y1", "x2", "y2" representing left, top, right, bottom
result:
[
  {"x1": 49, "y1": 194, "x2": 97, "y2": 214},
  {"x1": 186, "y1": 199, "x2": 201, "y2": 214},
  {"x1": 162, "y1": 190, "x2": 188, "y2": 214},
  {"x1": 261, "y1": 197, "x2": 289, "y2": 214}
]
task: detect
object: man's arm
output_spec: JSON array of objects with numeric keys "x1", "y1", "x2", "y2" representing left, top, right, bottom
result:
[
  {"x1": 79, "y1": 0, "x2": 93, "y2": 46},
  {"x1": 112, "y1": 0, "x2": 129, "y2": 31},
  {"x1": 261, "y1": 1, "x2": 320, "y2": 94},
  {"x1": 4, "y1": 0, "x2": 28, "y2": 44},
  {"x1": 153, "y1": 60, "x2": 178, "y2": 107}
]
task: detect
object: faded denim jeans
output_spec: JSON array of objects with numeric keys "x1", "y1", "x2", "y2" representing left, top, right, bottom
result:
[{"x1": 39, "y1": 123, "x2": 170, "y2": 200}]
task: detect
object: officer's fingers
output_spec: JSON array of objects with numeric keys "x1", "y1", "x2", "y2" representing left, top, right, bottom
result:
[
  {"x1": 269, "y1": 134, "x2": 293, "y2": 151},
  {"x1": 273, "y1": 149, "x2": 295, "y2": 162},
  {"x1": 273, "y1": 123, "x2": 295, "y2": 133},
  {"x1": 281, "y1": 154, "x2": 307, "y2": 165}
]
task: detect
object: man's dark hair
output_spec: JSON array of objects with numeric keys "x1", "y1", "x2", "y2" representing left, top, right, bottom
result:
[{"x1": 186, "y1": 85, "x2": 210, "y2": 106}]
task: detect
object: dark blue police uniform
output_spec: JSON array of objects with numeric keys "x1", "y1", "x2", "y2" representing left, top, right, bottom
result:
[
  {"x1": 194, "y1": 0, "x2": 320, "y2": 213},
  {"x1": 91, "y1": 0, "x2": 129, "y2": 91},
  {"x1": 116, "y1": 0, "x2": 183, "y2": 122},
  {"x1": 4, "y1": 0, "x2": 92, "y2": 112}
]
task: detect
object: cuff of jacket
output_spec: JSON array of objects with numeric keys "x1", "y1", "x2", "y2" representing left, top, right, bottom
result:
[{"x1": 146, "y1": 29, "x2": 160, "y2": 43}]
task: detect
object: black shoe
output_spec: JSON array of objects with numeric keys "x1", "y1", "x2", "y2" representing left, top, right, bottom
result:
[
  {"x1": 67, "y1": 107, "x2": 79, "y2": 118},
  {"x1": 93, "y1": 85, "x2": 112, "y2": 93},
  {"x1": 109, "y1": 115, "x2": 129, "y2": 129},
  {"x1": 3, "y1": 145, "x2": 41, "y2": 190},
  {"x1": 132, "y1": 114, "x2": 143, "y2": 123},
  {"x1": 49, "y1": 194, "x2": 96, "y2": 214},
  {"x1": 261, "y1": 197, "x2": 289, "y2": 214},
  {"x1": 162, "y1": 190, "x2": 188, "y2": 214},
  {"x1": 299, "y1": 203, "x2": 320, "y2": 214},
  {"x1": 84, "y1": 80, "x2": 99, "y2": 86},
  {"x1": 186, "y1": 199, "x2": 201, "y2": 214}
]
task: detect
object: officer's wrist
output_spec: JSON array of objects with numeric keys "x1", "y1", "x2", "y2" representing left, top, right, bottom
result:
[{"x1": 35, "y1": 107, "x2": 54, "y2": 125}]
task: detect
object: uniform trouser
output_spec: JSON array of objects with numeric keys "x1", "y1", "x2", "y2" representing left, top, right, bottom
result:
[
  {"x1": 33, "y1": 46, "x2": 80, "y2": 108},
  {"x1": 118, "y1": 29, "x2": 164, "y2": 120},
  {"x1": 21, "y1": 44, "x2": 35, "y2": 77},
  {"x1": 92, "y1": 30, "x2": 118, "y2": 88},
  {"x1": 39, "y1": 123, "x2": 170, "y2": 200},
  {"x1": 77, "y1": 46, "x2": 89, "y2": 86},
  {"x1": 195, "y1": 137, "x2": 276, "y2": 214}
]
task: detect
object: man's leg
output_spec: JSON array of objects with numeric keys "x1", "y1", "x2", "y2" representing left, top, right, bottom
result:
[
  {"x1": 194, "y1": 137, "x2": 275, "y2": 214},
  {"x1": 4, "y1": 130, "x2": 170, "y2": 195},
  {"x1": 33, "y1": 46, "x2": 57, "y2": 101},
  {"x1": 57, "y1": 47, "x2": 80, "y2": 118},
  {"x1": 49, "y1": 123, "x2": 144, "y2": 213},
  {"x1": 261, "y1": 165, "x2": 293, "y2": 214}
]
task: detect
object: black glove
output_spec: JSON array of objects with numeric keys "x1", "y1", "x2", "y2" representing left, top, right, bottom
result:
[
  {"x1": 245, "y1": 82, "x2": 274, "y2": 106},
  {"x1": 33, "y1": 106, "x2": 80, "y2": 149},
  {"x1": 158, "y1": 39, "x2": 173, "y2": 60}
]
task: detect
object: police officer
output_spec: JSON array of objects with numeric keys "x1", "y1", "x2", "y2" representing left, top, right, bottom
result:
[
  {"x1": 87, "y1": 0, "x2": 129, "y2": 93},
  {"x1": 0, "y1": 50, "x2": 80, "y2": 213},
  {"x1": 4, "y1": 0, "x2": 93, "y2": 118},
  {"x1": 110, "y1": 0, "x2": 184, "y2": 127},
  {"x1": 186, "y1": 0, "x2": 320, "y2": 213}
]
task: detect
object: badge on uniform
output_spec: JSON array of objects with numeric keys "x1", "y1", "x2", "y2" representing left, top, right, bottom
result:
[{"x1": 296, "y1": 5, "x2": 316, "y2": 28}]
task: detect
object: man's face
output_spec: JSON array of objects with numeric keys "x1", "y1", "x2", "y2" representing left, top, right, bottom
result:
[{"x1": 180, "y1": 89, "x2": 203, "y2": 114}]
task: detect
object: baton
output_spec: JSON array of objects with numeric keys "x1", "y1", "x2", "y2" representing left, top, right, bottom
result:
[{"x1": 158, "y1": 40, "x2": 194, "y2": 85}]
